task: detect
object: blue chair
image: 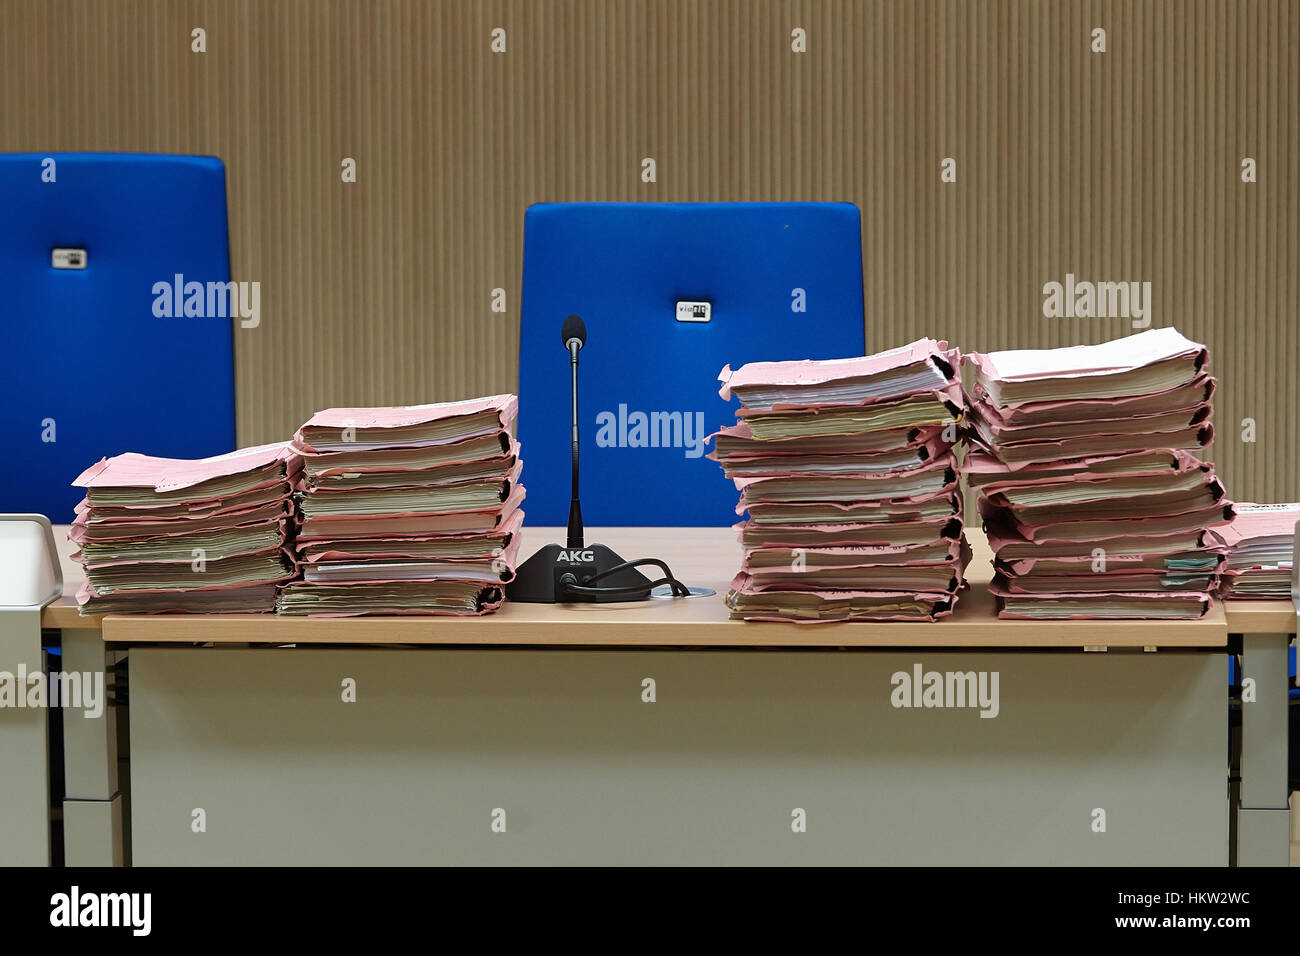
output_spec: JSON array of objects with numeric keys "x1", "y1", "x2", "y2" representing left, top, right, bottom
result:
[
  {"x1": 0, "y1": 153, "x2": 237, "y2": 522},
  {"x1": 517, "y1": 202, "x2": 866, "y2": 527}
]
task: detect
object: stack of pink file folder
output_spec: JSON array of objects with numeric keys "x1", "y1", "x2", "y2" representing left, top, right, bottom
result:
[
  {"x1": 277, "y1": 394, "x2": 524, "y2": 616},
  {"x1": 70, "y1": 442, "x2": 301, "y2": 614},
  {"x1": 1213, "y1": 503, "x2": 1300, "y2": 599},
  {"x1": 966, "y1": 327, "x2": 1233, "y2": 619},
  {"x1": 712, "y1": 339, "x2": 971, "y2": 622}
]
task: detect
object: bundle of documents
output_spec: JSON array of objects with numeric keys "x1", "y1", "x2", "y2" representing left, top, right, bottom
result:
[
  {"x1": 966, "y1": 328, "x2": 1233, "y2": 619},
  {"x1": 712, "y1": 340, "x2": 971, "y2": 622},
  {"x1": 1212, "y1": 503, "x2": 1300, "y2": 599},
  {"x1": 69, "y1": 443, "x2": 301, "y2": 614},
  {"x1": 277, "y1": 395, "x2": 523, "y2": 616}
]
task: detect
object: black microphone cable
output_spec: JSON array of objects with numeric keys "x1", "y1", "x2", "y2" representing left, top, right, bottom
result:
[{"x1": 558, "y1": 557, "x2": 691, "y2": 599}]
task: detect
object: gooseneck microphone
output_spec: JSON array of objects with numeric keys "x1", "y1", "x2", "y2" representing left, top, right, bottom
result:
[
  {"x1": 561, "y1": 314, "x2": 585, "y2": 549},
  {"x1": 506, "y1": 314, "x2": 692, "y2": 603}
]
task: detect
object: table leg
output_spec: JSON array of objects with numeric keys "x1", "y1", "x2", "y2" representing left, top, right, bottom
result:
[
  {"x1": 0, "y1": 608, "x2": 49, "y2": 865},
  {"x1": 60, "y1": 628, "x2": 123, "y2": 866},
  {"x1": 1237, "y1": 633, "x2": 1292, "y2": 866}
]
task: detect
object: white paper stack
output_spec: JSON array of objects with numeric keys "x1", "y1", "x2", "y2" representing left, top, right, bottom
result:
[
  {"x1": 69, "y1": 443, "x2": 301, "y2": 614},
  {"x1": 711, "y1": 339, "x2": 971, "y2": 622},
  {"x1": 277, "y1": 394, "x2": 524, "y2": 616},
  {"x1": 1213, "y1": 503, "x2": 1300, "y2": 599},
  {"x1": 966, "y1": 328, "x2": 1233, "y2": 619}
]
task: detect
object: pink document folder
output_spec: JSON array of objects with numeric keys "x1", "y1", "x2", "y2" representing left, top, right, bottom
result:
[
  {"x1": 73, "y1": 441, "x2": 300, "y2": 494},
  {"x1": 718, "y1": 338, "x2": 958, "y2": 400},
  {"x1": 293, "y1": 395, "x2": 518, "y2": 453}
]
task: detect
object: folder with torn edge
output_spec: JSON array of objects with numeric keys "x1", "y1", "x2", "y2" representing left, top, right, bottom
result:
[
  {"x1": 1211, "y1": 503, "x2": 1300, "y2": 599},
  {"x1": 965, "y1": 328, "x2": 1232, "y2": 620},
  {"x1": 68, "y1": 442, "x2": 301, "y2": 614},
  {"x1": 278, "y1": 394, "x2": 524, "y2": 616},
  {"x1": 711, "y1": 338, "x2": 971, "y2": 623}
]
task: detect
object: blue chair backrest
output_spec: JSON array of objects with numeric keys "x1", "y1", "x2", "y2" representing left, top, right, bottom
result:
[
  {"x1": 518, "y1": 202, "x2": 866, "y2": 527},
  {"x1": 0, "y1": 153, "x2": 236, "y2": 522}
]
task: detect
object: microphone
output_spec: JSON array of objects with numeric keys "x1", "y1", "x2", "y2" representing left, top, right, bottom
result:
[
  {"x1": 562, "y1": 313, "x2": 586, "y2": 352},
  {"x1": 505, "y1": 314, "x2": 692, "y2": 603},
  {"x1": 562, "y1": 314, "x2": 585, "y2": 549}
]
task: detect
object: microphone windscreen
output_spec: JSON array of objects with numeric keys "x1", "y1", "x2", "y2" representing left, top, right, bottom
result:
[{"x1": 561, "y1": 314, "x2": 587, "y2": 349}]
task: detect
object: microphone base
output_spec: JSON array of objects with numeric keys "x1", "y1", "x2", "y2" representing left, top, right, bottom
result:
[{"x1": 505, "y1": 543, "x2": 654, "y2": 603}]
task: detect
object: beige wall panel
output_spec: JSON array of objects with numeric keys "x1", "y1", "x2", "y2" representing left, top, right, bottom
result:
[{"x1": 2, "y1": 0, "x2": 1296, "y2": 502}]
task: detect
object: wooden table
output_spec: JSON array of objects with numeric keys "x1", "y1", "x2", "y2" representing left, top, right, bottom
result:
[
  {"x1": 46, "y1": 525, "x2": 1295, "y2": 643},
  {"x1": 45, "y1": 525, "x2": 1286, "y2": 647},
  {"x1": 36, "y1": 525, "x2": 1293, "y2": 866}
]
